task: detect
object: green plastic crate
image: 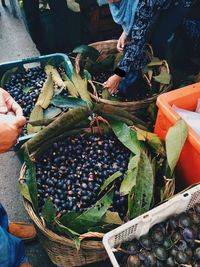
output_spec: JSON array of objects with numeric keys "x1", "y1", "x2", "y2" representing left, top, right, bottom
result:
[{"x1": 0, "y1": 53, "x2": 73, "y2": 151}]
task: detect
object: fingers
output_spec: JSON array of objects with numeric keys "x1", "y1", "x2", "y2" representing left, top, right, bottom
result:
[
  {"x1": 0, "y1": 90, "x2": 8, "y2": 113},
  {"x1": 14, "y1": 116, "x2": 26, "y2": 128}
]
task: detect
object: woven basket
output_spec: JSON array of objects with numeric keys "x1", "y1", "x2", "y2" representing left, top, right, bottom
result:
[
  {"x1": 87, "y1": 40, "x2": 172, "y2": 112},
  {"x1": 19, "y1": 166, "x2": 108, "y2": 267}
]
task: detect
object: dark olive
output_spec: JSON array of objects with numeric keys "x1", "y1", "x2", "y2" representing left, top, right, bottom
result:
[
  {"x1": 175, "y1": 251, "x2": 190, "y2": 264},
  {"x1": 194, "y1": 203, "x2": 200, "y2": 214},
  {"x1": 193, "y1": 262, "x2": 200, "y2": 267},
  {"x1": 171, "y1": 231, "x2": 182, "y2": 244},
  {"x1": 185, "y1": 247, "x2": 193, "y2": 259},
  {"x1": 126, "y1": 241, "x2": 139, "y2": 255},
  {"x1": 127, "y1": 255, "x2": 141, "y2": 267},
  {"x1": 179, "y1": 213, "x2": 192, "y2": 228},
  {"x1": 190, "y1": 212, "x2": 200, "y2": 224},
  {"x1": 176, "y1": 240, "x2": 187, "y2": 251},
  {"x1": 169, "y1": 216, "x2": 179, "y2": 230},
  {"x1": 183, "y1": 227, "x2": 197, "y2": 243},
  {"x1": 163, "y1": 238, "x2": 173, "y2": 250},
  {"x1": 151, "y1": 230, "x2": 164, "y2": 245},
  {"x1": 139, "y1": 234, "x2": 152, "y2": 250},
  {"x1": 170, "y1": 246, "x2": 178, "y2": 257},
  {"x1": 144, "y1": 252, "x2": 157, "y2": 267},
  {"x1": 154, "y1": 246, "x2": 168, "y2": 261},
  {"x1": 166, "y1": 256, "x2": 177, "y2": 267}
]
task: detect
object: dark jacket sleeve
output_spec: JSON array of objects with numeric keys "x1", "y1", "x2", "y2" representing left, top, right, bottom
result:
[{"x1": 117, "y1": 2, "x2": 154, "y2": 74}]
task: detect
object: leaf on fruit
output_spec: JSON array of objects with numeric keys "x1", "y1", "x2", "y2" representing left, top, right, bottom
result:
[
  {"x1": 51, "y1": 95, "x2": 87, "y2": 108},
  {"x1": 1, "y1": 67, "x2": 18, "y2": 87},
  {"x1": 73, "y1": 45, "x2": 100, "y2": 62},
  {"x1": 27, "y1": 105, "x2": 44, "y2": 134},
  {"x1": 44, "y1": 106, "x2": 62, "y2": 119},
  {"x1": 36, "y1": 73, "x2": 54, "y2": 109}
]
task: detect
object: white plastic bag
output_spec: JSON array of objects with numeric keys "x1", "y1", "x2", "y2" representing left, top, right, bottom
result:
[{"x1": 173, "y1": 105, "x2": 200, "y2": 135}]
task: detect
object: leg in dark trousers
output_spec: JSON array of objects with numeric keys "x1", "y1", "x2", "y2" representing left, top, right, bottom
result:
[
  {"x1": 151, "y1": 5, "x2": 192, "y2": 58},
  {"x1": 1, "y1": 0, "x2": 6, "y2": 7}
]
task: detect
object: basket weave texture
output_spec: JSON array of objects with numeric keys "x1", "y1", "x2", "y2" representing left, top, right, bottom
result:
[
  {"x1": 20, "y1": 166, "x2": 108, "y2": 267},
  {"x1": 89, "y1": 40, "x2": 172, "y2": 112}
]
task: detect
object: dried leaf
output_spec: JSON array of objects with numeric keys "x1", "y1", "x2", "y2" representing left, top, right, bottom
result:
[
  {"x1": 27, "y1": 105, "x2": 44, "y2": 134},
  {"x1": 71, "y1": 70, "x2": 92, "y2": 104},
  {"x1": 45, "y1": 65, "x2": 66, "y2": 89},
  {"x1": 36, "y1": 74, "x2": 54, "y2": 109},
  {"x1": 102, "y1": 211, "x2": 123, "y2": 225},
  {"x1": 64, "y1": 80, "x2": 79, "y2": 97},
  {"x1": 51, "y1": 95, "x2": 87, "y2": 108},
  {"x1": 154, "y1": 72, "x2": 171, "y2": 85}
]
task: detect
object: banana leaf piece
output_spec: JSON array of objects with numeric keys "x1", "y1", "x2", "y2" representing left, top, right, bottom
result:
[
  {"x1": 51, "y1": 95, "x2": 87, "y2": 108},
  {"x1": 27, "y1": 105, "x2": 44, "y2": 134},
  {"x1": 45, "y1": 65, "x2": 66, "y2": 89},
  {"x1": 36, "y1": 74, "x2": 54, "y2": 109}
]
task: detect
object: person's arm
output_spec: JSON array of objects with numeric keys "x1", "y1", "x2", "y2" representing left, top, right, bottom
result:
[
  {"x1": 0, "y1": 89, "x2": 26, "y2": 153},
  {"x1": 104, "y1": 2, "x2": 154, "y2": 93},
  {"x1": 117, "y1": 3, "x2": 154, "y2": 74}
]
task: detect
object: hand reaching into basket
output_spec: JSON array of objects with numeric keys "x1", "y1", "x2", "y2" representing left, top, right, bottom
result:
[
  {"x1": 103, "y1": 74, "x2": 122, "y2": 94},
  {"x1": 0, "y1": 88, "x2": 23, "y2": 116},
  {"x1": 0, "y1": 88, "x2": 26, "y2": 152}
]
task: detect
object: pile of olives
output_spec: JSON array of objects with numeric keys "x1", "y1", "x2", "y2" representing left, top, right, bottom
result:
[
  {"x1": 116, "y1": 204, "x2": 200, "y2": 267},
  {"x1": 4, "y1": 66, "x2": 68, "y2": 135},
  {"x1": 36, "y1": 134, "x2": 130, "y2": 218}
]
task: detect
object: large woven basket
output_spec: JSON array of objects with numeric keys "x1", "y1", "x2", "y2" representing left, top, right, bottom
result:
[
  {"x1": 88, "y1": 40, "x2": 172, "y2": 112},
  {"x1": 19, "y1": 166, "x2": 108, "y2": 267}
]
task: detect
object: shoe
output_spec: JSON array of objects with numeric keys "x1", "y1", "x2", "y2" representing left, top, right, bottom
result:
[
  {"x1": 8, "y1": 222, "x2": 36, "y2": 241},
  {"x1": 20, "y1": 263, "x2": 32, "y2": 267}
]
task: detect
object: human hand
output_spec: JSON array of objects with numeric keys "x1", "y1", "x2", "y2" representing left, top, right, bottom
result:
[
  {"x1": 103, "y1": 74, "x2": 122, "y2": 94},
  {"x1": 0, "y1": 88, "x2": 23, "y2": 116},
  {"x1": 0, "y1": 113, "x2": 26, "y2": 153},
  {"x1": 117, "y1": 31, "x2": 128, "y2": 53}
]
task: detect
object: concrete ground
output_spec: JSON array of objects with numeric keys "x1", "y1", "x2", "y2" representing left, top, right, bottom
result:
[{"x1": 0, "y1": 2, "x2": 112, "y2": 267}]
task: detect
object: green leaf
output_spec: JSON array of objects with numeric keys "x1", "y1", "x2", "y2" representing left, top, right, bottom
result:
[
  {"x1": 27, "y1": 105, "x2": 44, "y2": 134},
  {"x1": 73, "y1": 45, "x2": 100, "y2": 62},
  {"x1": 83, "y1": 69, "x2": 92, "y2": 80},
  {"x1": 135, "y1": 128, "x2": 165, "y2": 155},
  {"x1": 154, "y1": 72, "x2": 171, "y2": 85},
  {"x1": 101, "y1": 89, "x2": 111, "y2": 100},
  {"x1": 128, "y1": 152, "x2": 154, "y2": 219},
  {"x1": 36, "y1": 73, "x2": 54, "y2": 109},
  {"x1": 24, "y1": 148, "x2": 38, "y2": 212},
  {"x1": 60, "y1": 191, "x2": 113, "y2": 234},
  {"x1": 101, "y1": 211, "x2": 123, "y2": 225},
  {"x1": 44, "y1": 106, "x2": 62, "y2": 119},
  {"x1": 99, "y1": 171, "x2": 122, "y2": 194},
  {"x1": 22, "y1": 86, "x2": 33, "y2": 94},
  {"x1": 18, "y1": 183, "x2": 33, "y2": 205},
  {"x1": 54, "y1": 219, "x2": 80, "y2": 250},
  {"x1": 51, "y1": 95, "x2": 87, "y2": 108},
  {"x1": 1, "y1": 67, "x2": 18, "y2": 87},
  {"x1": 110, "y1": 121, "x2": 143, "y2": 154},
  {"x1": 41, "y1": 197, "x2": 56, "y2": 226},
  {"x1": 148, "y1": 57, "x2": 163, "y2": 66},
  {"x1": 99, "y1": 55, "x2": 115, "y2": 69},
  {"x1": 120, "y1": 154, "x2": 140, "y2": 196},
  {"x1": 166, "y1": 119, "x2": 188, "y2": 175}
]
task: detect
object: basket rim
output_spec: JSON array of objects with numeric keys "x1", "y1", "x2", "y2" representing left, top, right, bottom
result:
[{"x1": 19, "y1": 165, "x2": 106, "y2": 250}]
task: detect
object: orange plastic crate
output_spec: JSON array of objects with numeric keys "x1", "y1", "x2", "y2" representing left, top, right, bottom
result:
[{"x1": 155, "y1": 82, "x2": 200, "y2": 186}]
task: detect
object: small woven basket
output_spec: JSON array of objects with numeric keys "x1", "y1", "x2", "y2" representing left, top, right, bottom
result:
[
  {"x1": 19, "y1": 166, "x2": 108, "y2": 267},
  {"x1": 87, "y1": 40, "x2": 172, "y2": 113}
]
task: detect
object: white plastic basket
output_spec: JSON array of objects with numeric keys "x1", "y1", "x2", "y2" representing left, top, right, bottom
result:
[{"x1": 103, "y1": 184, "x2": 200, "y2": 267}]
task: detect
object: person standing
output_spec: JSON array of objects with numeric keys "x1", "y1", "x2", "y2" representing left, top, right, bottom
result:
[
  {"x1": 103, "y1": 0, "x2": 195, "y2": 97},
  {"x1": 0, "y1": 88, "x2": 36, "y2": 267}
]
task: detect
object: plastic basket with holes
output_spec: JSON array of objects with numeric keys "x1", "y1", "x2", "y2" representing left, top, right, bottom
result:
[{"x1": 103, "y1": 184, "x2": 200, "y2": 267}]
